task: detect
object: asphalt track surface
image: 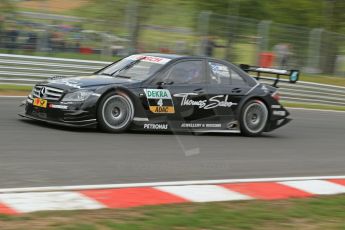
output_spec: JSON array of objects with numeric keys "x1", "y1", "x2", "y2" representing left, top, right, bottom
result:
[{"x1": 0, "y1": 97, "x2": 345, "y2": 189}]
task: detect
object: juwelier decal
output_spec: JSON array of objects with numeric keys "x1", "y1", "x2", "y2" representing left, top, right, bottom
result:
[
  {"x1": 181, "y1": 123, "x2": 221, "y2": 128},
  {"x1": 143, "y1": 123, "x2": 168, "y2": 130},
  {"x1": 174, "y1": 93, "x2": 237, "y2": 110},
  {"x1": 144, "y1": 89, "x2": 175, "y2": 114}
]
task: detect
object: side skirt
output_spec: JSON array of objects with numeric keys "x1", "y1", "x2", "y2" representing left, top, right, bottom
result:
[{"x1": 130, "y1": 119, "x2": 241, "y2": 134}]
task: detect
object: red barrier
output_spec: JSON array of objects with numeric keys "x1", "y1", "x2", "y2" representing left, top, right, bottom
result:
[
  {"x1": 79, "y1": 47, "x2": 93, "y2": 54},
  {"x1": 259, "y1": 52, "x2": 275, "y2": 67}
]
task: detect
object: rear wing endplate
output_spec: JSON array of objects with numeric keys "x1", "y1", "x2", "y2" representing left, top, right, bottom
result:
[{"x1": 239, "y1": 64, "x2": 299, "y2": 87}]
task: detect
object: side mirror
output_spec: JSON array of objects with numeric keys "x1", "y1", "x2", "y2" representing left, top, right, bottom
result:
[
  {"x1": 239, "y1": 64, "x2": 250, "y2": 72},
  {"x1": 156, "y1": 81, "x2": 173, "y2": 86},
  {"x1": 289, "y1": 70, "x2": 299, "y2": 83}
]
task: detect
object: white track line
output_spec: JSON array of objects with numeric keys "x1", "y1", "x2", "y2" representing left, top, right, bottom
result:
[{"x1": 2, "y1": 175, "x2": 345, "y2": 193}]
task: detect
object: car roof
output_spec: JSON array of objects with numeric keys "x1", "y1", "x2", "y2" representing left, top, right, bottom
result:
[
  {"x1": 139, "y1": 53, "x2": 203, "y2": 60},
  {"x1": 139, "y1": 53, "x2": 235, "y2": 64},
  {"x1": 138, "y1": 53, "x2": 257, "y2": 87}
]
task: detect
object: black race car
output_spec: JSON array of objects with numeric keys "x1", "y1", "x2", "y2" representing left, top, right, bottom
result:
[{"x1": 19, "y1": 53, "x2": 299, "y2": 136}]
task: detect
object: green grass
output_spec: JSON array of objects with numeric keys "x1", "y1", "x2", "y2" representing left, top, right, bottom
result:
[
  {"x1": 2, "y1": 195, "x2": 345, "y2": 229},
  {"x1": 300, "y1": 74, "x2": 345, "y2": 87},
  {"x1": 282, "y1": 101, "x2": 345, "y2": 111},
  {"x1": 0, "y1": 84, "x2": 32, "y2": 91},
  {"x1": 0, "y1": 84, "x2": 32, "y2": 96}
]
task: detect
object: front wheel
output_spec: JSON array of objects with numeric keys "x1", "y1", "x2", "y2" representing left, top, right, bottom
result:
[
  {"x1": 97, "y1": 92, "x2": 134, "y2": 133},
  {"x1": 240, "y1": 100, "x2": 268, "y2": 136}
]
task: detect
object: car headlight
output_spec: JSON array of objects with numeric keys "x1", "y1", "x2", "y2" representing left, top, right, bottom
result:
[
  {"x1": 61, "y1": 90, "x2": 94, "y2": 102},
  {"x1": 28, "y1": 87, "x2": 35, "y2": 98}
]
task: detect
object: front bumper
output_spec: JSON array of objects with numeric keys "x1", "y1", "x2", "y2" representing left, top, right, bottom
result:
[
  {"x1": 18, "y1": 113, "x2": 97, "y2": 127},
  {"x1": 20, "y1": 96, "x2": 98, "y2": 127}
]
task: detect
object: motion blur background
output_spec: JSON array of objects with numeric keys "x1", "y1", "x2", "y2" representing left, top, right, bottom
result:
[{"x1": 0, "y1": 0, "x2": 344, "y2": 76}]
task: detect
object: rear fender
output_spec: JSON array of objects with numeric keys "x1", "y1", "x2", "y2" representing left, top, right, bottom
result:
[{"x1": 235, "y1": 95, "x2": 270, "y2": 121}]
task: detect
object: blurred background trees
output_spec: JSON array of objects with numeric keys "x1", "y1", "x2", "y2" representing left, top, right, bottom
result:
[
  {"x1": 0, "y1": 0, "x2": 16, "y2": 46},
  {"x1": 0, "y1": 0, "x2": 16, "y2": 15},
  {"x1": 194, "y1": 0, "x2": 344, "y2": 33},
  {"x1": 1, "y1": 0, "x2": 344, "y2": 74}
]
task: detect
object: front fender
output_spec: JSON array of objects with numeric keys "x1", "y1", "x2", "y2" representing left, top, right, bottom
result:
[{"x1": 94, "y1": 85, "x2": 147, "y2": 118}]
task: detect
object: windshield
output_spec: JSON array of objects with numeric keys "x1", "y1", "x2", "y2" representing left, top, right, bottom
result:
[{"x1": 98, "y1": 55, "x2": 171, "y2": 81}]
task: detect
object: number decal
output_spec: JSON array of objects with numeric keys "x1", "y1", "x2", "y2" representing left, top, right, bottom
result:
[
  {"x1": 157, "y1": 99, "x2": 163, "y2": 107},
  {"x1": 144, "y1": 89, "x2": 175, "y2": 114}
]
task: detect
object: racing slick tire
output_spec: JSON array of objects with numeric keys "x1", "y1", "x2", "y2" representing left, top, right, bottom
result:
[
  {"x1": 240, "y1": 99, "x2": 268, "y2": 136},
  {"x1": 97, "y1": 92, "x2": 134, "y2": 133}
]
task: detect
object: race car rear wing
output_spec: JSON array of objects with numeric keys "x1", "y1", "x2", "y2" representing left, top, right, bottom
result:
[{"x1": 239, "y1": 64, "x2": 299, "y2": 87}]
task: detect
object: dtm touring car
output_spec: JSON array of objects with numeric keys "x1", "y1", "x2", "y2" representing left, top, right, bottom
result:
[{"x1": 19, "y1": 53, "x2": 299, "y2": 136}]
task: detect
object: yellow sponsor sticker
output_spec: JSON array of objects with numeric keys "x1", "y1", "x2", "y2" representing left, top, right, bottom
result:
[
  {"x1": 33, "y1": 98, "x2": 48, "y2": 108},
  {"x1": 149, "y1": 106, "x2": 175, "y2": 114}
]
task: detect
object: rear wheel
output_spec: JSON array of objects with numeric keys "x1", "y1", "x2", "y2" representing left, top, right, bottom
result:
[
  {"x1": 97, "y1": 92, "x2": 134, "y2": 133},
  {"x1": 240, "y1": 100, "x2": 268, "y2": 136}
]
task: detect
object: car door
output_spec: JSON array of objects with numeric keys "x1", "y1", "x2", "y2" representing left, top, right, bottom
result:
[
  {"x1": 205, "y1": 60, "x2": 253, "y2": 121},
  {"x1": 141, "y1": 59, "x2": 211, "y2": 122}
]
